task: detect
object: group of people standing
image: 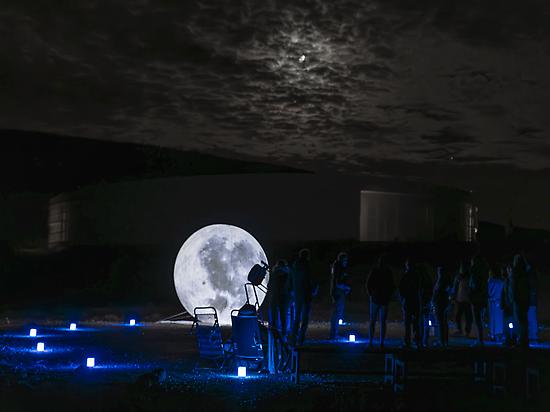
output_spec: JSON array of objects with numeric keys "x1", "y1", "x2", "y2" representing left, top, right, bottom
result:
[
  {"x1": 266, "y1": 249, "x2": 537, "y2": 350},
  {"x1": 266, "y1": 248, "x2": 318, "y2": 347}
]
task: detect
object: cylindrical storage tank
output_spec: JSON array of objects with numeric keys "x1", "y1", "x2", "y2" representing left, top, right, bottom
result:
[
  {"x1": 47, "y1": 193, "x2": 81, "y2": 249},
  {"x1": 359, "y1": 191, "x2": 435, "y2": 242}
]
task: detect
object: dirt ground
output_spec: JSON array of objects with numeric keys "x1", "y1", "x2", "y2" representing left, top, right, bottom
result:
[{"x1": 1, "y1": 309, "x2": 550, "y2": 412}]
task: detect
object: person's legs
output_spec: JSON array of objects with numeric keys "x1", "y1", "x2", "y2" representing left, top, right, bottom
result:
[
  {"x1": 416, "y1": 308, "x2": 424, "y2": 347},
  {"x1": 403, "y1": 308, "x2": 411, "y2": 346},
  {"x1": 514, "y1": 305, "x2": 529, "y2": 348},
  {"x1": 369, "y1": 301, "x2": 380, "y2": 345},
  {"x1": 464, "y1": 303, "x2": 473, "y2": 335},
  {"x1": 411, "y1": 306, "x2": 423, "y2": 347},
  {"x1": 455, "y1": 302, "x2": 464, "y2": 333},
  {"x1": 330, "y1": 293, "x2": 345, "y2": 339},
  {"x1": 279, "y1": 300, "x2": 289, "y2": 339},
  {"x1": 488, "y1": 301, "x2": 496, "y2": 340},
  {"x1": 472, "y1": 304, "x2": 484, "y2": 344},
  {"x1": 528, "y1": 306, "x2": 538, "y2": 342},
  {"x1": 380, "y1": 304, "x2": 388, "y2": 346},
  {"x1": 287, "y1": 300, "x2": 295, "y2": 336},
  {"x1": 268, "y1": 303, "x2": 278, "y2": 331},
  {"x1": 436, "y1": 307, "x2": 445, "y2": 346},
  {"x1": 291, "y1": 299, "x2": 303, "y2": 345},
  {"x1": 442, "y1": 308, "x2": 449, "y2": 346},
  {"x1": 297, "y1": 301, "x2": 311, "y2": 345},
  {"x1": 421, "y1": 306, "x2": 431, "y2": 347},
  {"x1": 329, "y1": 299, "x2": 338, "y2": 340},
  {"x1": 504, "y1": 315, "x2": 515, "y2": 346},
  {"x1": 495, "y1": 303, "x2": 504, "y2": 339}
]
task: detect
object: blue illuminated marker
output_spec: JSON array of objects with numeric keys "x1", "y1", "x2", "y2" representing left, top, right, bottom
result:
[
  {"x1": 69, "y1": 323, "x2": 77, "y2": 331},
  {"x1": 36, "y1": 342, "x2": 44, "y2": 352},
  {"x1": 86, "y1": 358, "x2": 95, "y2": 368},
  {"x1": 338, "y1": 319, "x2": 343, "y2": 325},
  {"x1": 29, "y1": 328, "x2": 37, "y2": 337},
  {"x1": 349, "y1": 334, "x2": 356, "y2": 342},
  {"x1": 129, "y1": 319, "x2": 136, "y2": 326},
  {"x1": 428, "y1": 320, "x2": 432, "y2": 326},
  {"x1": 508, "y1": 322, "x2": 514, "y2": 329},
  {"x1": 238, "y1": 366, "x2": 246, "y2": 377}
]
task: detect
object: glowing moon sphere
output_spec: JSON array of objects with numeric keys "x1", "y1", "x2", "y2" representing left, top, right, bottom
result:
[{"x1": 174, "y1": 224, "x2": 268, "y2": 325}]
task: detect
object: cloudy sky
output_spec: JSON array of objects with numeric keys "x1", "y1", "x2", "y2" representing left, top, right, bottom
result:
[{"x1": 1, "y1": 0, "x2": 549, "y2": 229}]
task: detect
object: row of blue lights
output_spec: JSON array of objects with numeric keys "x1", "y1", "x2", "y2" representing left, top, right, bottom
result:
[
  {"x1": 25, "y1": 319, "x2": 138, "y2": 367},
  {"x1": 416, "y1": 320, "x2": 514, "y2": 329}
]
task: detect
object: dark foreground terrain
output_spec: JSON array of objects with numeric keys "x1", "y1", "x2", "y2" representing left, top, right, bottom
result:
[{"x1": 1, "y1": 316, "x2": 549, "y2": 412}]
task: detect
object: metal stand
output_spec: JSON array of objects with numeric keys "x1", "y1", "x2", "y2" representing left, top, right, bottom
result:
[
  {"x1": 492, "y1": 361, "x2": 507, "y2": 394},
  {"x1": 526, "y1": 367, "x2": 540, "y2": 401},
  {"x1": 291, "y1": 349, "x2": 301, "y2": 384},
  {"x1": 473, "y1": 360, "x2": 490, "y2": 383}
]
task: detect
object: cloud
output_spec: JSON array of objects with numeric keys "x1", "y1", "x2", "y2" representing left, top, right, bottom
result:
[{"x1": 0, "y1": 0, "x2": 549, "y2": 176}]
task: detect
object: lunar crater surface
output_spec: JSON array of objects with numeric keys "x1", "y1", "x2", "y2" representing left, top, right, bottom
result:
[{"x1": 174, "y1": 224, "x2": 268, "y2": 325}]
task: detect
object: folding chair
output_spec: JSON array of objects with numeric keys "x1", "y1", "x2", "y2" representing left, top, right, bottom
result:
[
  {"x1": 192, "y1": 306, "x2": 230, "y2": 369},
  {"x1": 231, "y1": 308, "x2": 265, "y2": 370}
]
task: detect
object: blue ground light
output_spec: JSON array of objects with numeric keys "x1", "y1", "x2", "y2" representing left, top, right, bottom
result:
[
  {"x1": 1, "y1": 323, "x2": 550, "y2": 387},
  {"x1": 2, "y1": 344, "x2": 75, "y2": 355},
  {"x1": 0, "y1": 323, "x2": 159, "y2": 379}
]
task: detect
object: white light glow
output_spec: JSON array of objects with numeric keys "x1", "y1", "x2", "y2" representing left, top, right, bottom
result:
[
  {"x1": 29, "y1": 328, "x2": 37, "y2": 337},
  {"x1": 129, "y1": 319, "x2": 136, "y2": 326},
  {"x1": 299, "y1": 54, "x2": 306, "y2": 63},
  {"x1": 338, "y1": 319, "x2": 343, "y2": 325},
  {"x1": 174, "y1": 224, "x2": 268, "y2": 325},
  {"x1": 349, "y1": 334, "x2": 356, "y2": 342},
  {"x1": 36, "y1": 342, "x2": 44, "y2": 352},
  {"x1": 428, "y1": 320, "x2": 432, "y2": 326},
  {"x1": 238, "y1": 366, "x2": 247, "y2": 377},
  {"x1": 509, "y1": 322, "x2": 514, "y2": 329},
  {"x1": 69, "y1": 323, "x2": 77, "y2": 331},
  {"x1": 87, "y1": 358, "x2": 95, "y2": 368}
]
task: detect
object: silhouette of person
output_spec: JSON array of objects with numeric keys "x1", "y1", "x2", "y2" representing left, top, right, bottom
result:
[
  {"x1": 469, "y1": 255, "x2": 489, "y2": 346},
  {"x1": 399, "y1": 258, "x2": 427, "y2": 348},
  {"x1": 290, "y1": 249, "x2": 318, "y2": 346},
  {"x1": 329, "y1": 252, "x2": 351, "y2": 340},
  {"x1": 267, "y1": 259, "x2": 291, "y2": 340},
  {"x1": 419, "y1": 265, "x2": 433, "y2": 347},
  {"x1": 488, "y1": 267, "x2": 505, "y2": 341},
  {"x1": 511, "y1": 254, "x2": 531, "y2": 348},
  {"x1": 367, "y1": 255, "x2": 394, "y2": 348},
  {"x1": 432, "y1": 265, "x2": 452, "y2": 347},
  {"x1": 501, "y1": 264, "x2": 515, "y2": 346},
  {"x1": 452, "y1": 262, "x2": 472, "y2": 336},
  {"x1": 526, "y1": 257, "x2": 538, "y2": 343}
]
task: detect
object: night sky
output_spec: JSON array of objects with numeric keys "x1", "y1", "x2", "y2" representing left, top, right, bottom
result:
[{"x1": 1, "y1": 0, "x2": 549, "y2": 230}]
